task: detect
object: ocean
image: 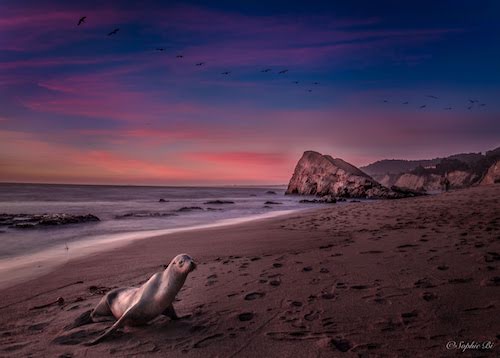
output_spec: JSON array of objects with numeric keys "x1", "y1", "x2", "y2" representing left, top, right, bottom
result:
[{"x1": 0, "y1": 183, "x2": 327, "y2": 260}]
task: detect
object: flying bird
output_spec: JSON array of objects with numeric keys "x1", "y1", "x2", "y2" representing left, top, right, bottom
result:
[
  {"x1": 468, "y1": 106, "x2": 473, "y2": 110},
  {"x1": 221, "y1": 71, "x2": 231, "y2": 75},
  {"x1": 426, "y1": 95, "x2": 439, "y2": 99},
  {"x1": 156, "y1": 48, "x2": 165, "y2": 52},
  {"x1": 419, "y1": 105, "x2": 426, "y2": 109},
  {"x1": 402, "y1": 101, "x2": 409, "y2": 104},
  {"x1": 176, "y1": 55, "x2": 183, "y2": 58},
  {"x1": 77, "y1": 16, "x2": 86, "y2": 26},
  {"x1": 307, "y1": 89, "x2": 312, "y2": 92},
  {"x1": 383, "y1": 100, "x2": 388, "y2": 103},
  {"x1": 445, "y1": 107, "x2": 452, "y2": 110},
  {"x1": 480, "y1": 103, "x2": 486, "y2": 107},
  {"x1": 261, "y1": 69, "x2": 271, "y2": 73},
  {"x1": 313, "y1": 82, "x2": 320, "y2": 85},
  {"x1": 292, "y1": 81, "x2": 299, "y2": 84},
  {"x1": 107, "y1": 28, "x2": 119, "y2": 36},
  {"x1": 195, "y1": 62, "x2": 205, "y2": 66},
  {"x1": 468, "y1": 99, "x2": 478, "y2": 104},
  {"x1": 278, "y1": 69, "x2": 288, "y2": 74}
]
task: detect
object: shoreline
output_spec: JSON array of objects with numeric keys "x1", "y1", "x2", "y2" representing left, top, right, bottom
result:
[
  {"x1": 1, "y1": 185, "x2": 498, "y2": 357},
  {"x1": 0, "y1": 208, "x2": 306, "y2": 290}
]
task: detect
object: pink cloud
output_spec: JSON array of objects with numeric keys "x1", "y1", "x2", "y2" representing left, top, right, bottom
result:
[{"x1": 186, "y1": 151, "x2": 288, "y2": 166}]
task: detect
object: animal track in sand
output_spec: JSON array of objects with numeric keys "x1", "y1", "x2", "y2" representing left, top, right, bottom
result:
[
  {"x1": 360, "y1": 250, "x2": 384, "y2": 254},
  {"x1": 304, "y1": 310, "x2": 320, "y2": 321},
  {"x1": 244, "y1": 292, "x2": 265, "y2": 301},
  {"x1": 193, "y1": 333, "x2": 224, "y2": 348},
  {"x1": 329, "y1": 338, "x2": 353, "y2": 352},
  {"x1": 400, "y1": 310, "x2": 419, "y2": 325},
  {"x1": 421, "y1": 292, "x2": 438, "y2": 301},
  {"x1": 448, "y1": 277, "x2": 473, "y2": 284},
  {"x1": 238, "y1": 312, "x2": 254, "y2": 321}
]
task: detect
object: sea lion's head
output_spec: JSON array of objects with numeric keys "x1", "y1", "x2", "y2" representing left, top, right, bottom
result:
[{"x1": 170, "y1": 254, "x2": 197, "y2": 275}]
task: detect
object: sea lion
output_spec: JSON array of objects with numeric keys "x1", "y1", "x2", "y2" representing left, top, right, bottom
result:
[{"x1": 85, "y1": 253, "x2": 196, "y2": 345}]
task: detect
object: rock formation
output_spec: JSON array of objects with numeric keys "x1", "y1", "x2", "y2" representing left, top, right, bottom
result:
[
  {"x1": 362, "y1": 146, "x2": 500, "y2": 193},
  {"x1": 286, "y1": 151, "x2": 412, "y2": 199},
  {"x1": 480, "y1": 159, "x2": 500, "y2": 185}
]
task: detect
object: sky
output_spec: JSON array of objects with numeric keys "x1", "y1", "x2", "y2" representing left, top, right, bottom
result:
[{"x1": 0, "y1": 0, "x2": 499, "y2": 185}]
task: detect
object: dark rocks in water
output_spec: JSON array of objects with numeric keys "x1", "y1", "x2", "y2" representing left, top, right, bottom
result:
[
  {"x1": 299, "y1": 195, "x2": 337, "y2": 204},
  {"x1": 0, "y1": 213, "x2": 100, "y2": 229},
  {"x1": 206, "y1": 207, "x2": 224, "y2": 211},
  {"x1": 158, "y1": 198, "x2": 169, "y2": 202},
  {"x1": 264, "y1": 201, "x2": 282, "y2": 205},
  {"x1": 266, "y1": 191, "x2": 277, "y2": 195},
  {"x1": 177, "y1": 207, "x2": 204, "y2": 212},
  {"x1": 116, "y1": 212, "x2": 177, "y2": 219},
  {"x1": 203, "y1": 200, "x2": 235, "y2": 205}
]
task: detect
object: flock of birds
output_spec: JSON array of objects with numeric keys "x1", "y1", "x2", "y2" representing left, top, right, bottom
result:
[
  {"x1": 382, "y1": 95, "x2": 487, "y2": 111},
  {"x1": 76, "y1": 16, "x2": 320, "y2": 93},
  {"x1": 77, "y1": 16, "x2": 489, "y2": 105}
]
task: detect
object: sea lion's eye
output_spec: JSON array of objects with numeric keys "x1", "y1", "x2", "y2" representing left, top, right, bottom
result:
[{"x1": 179, "y1": 259, "x2": 184, "y2": 266}]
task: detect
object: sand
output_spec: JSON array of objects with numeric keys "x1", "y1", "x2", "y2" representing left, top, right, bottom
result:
[{"x1": 0, "y1": 185, "x2": 499, "y2": 357}]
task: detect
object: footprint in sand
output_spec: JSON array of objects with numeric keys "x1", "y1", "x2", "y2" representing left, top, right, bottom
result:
[
  {"x1": 304, "y1": 311, "x2": 320, "y2": 321},
  {"x1": 269, "y1": 279, "x2": 281, "y2": 287},
  {"x1": 329, "y1": 338, "x2": 353, "y2": 352},
  {"x1": 28, "y1": 322, "x2": 49, "y2": 331},
  {"x1": 244, "y1": 292, "x2": 265, "y2": 300},
  {"x1": 436, "y1": 265, "x2": 449, "y2": 271},
  {"x1": 448, "y1": 277, "x2": 473, "y2": 284},
  {"x1": 421, "y1": 292, "x2": 438, "y2": 301},
  {"x1": 350, "y1": 285, "x2": 369, "y2": 290},
  {"x1": 302, "y1": 266, "x2": 313, "y2": 272},
  {"x1": 401, "y1": 310, "x2": 419, "y2": 325},
  {"x1": 414, "y1": 278, "x2": 436, "y2": 288},
  {"x1": 273, "y1": 263, "x2": 283, "y2": 268},
  {"x1": 238, "y1": 312, "x2": 254, "y2": 321}
]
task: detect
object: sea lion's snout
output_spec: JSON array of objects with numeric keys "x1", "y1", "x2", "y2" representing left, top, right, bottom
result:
[{"x1": 190, "y1": 260, "x2": 197, "y2": 271}]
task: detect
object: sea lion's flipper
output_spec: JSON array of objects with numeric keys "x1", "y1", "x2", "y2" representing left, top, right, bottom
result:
[
  {"x1": 90, "y1": 295, "x2": 114, "y2": 322},
  {"x1": 162, "y1": 304, "x2": 179, "y2": 320},
  {"x1": 86, "y1": 303, "x2": 137, "y2": 345}
]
